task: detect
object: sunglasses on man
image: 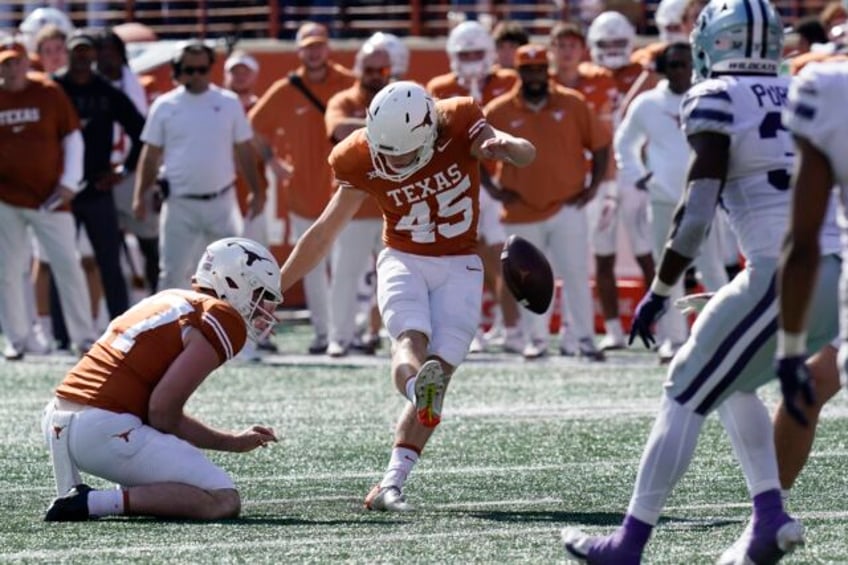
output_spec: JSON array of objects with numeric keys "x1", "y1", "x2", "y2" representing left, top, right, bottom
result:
[{"x1": 182, "y1": 65, "x2": 210, "y2": 75}]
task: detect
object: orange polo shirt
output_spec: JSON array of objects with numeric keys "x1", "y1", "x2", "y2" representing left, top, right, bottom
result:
[
  {"x1": 249, "y1": 61, "x2": 355, "y2": 219},
  {"x1": 484, "y1": 84, "x2": 611, "y2": 223}
]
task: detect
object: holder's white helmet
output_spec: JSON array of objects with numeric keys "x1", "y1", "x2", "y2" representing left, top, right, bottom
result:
[
  {"x1": 19, "y1": 7, "x2": 74, "y2": 52},
  {"x1": 655, "y1": 0, "x2": 691, "y2": 43},
  {"x1": 447, "y1": 20, "x2": 496, "y2": 81},
  {"x1": 364, "y1": 32, "x2": 409, "y2": 79},
  {"x1": 587, "y1": 11, "x2": 636, "y2": 69},
  {"x1": 365, "y1": 81, "x2": 437, "y2": 183},
  {"x1": 193, "y1": 238, "x2": 282, "y2": 342}
]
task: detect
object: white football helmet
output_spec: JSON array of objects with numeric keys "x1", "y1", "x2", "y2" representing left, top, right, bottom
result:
[
  {"x1": 447, "y1": 20, "x2": 496, "y2": 81},
  {"x1": 365, "y1": 81, "x2": 437, "y2": 182},
  {"x1": 364, "y1": 32, "x2": 409, "y2": 79},
  {"x1": 587, "y1": 11, "x2": 636, "y2": 69},
  {"x1": 655, "y1": 0, "x2": 691, "y2": 43},
  {"x1": 19, "y1": 7, "x2": 74, "y2": 52},
  {"x1": 193, "y1": 238, "x2": 282, "y2": 342}
]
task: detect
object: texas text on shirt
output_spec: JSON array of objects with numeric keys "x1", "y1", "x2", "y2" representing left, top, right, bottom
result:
[{"x1": 329, "y1": 96, "x2": 486, "y2": 256}]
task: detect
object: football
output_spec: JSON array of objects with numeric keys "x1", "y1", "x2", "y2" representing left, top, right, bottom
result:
[{"x1": 500, "y1": 234, "x2": 554, "y2": 314}]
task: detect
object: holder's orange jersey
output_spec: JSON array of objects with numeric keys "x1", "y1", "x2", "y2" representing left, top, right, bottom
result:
[
  {"x1": 324, "y1": 84, "x2": 381, "y2": 220},
  {"x1": 56, "y1": 290, "x2": 246, "y2": 422},
  {"x1": 330, "y1": 97, "x2": 486, "y2": 256}
]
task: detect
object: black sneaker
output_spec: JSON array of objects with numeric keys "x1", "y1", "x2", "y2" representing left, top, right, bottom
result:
[
  {"x1": 307, "y1": 336, "x2": 328, "y2": 355},
  {"x1": 256, "y1": 337, "x2": 278, "y2": 353},
  {"x1": 44, "y1": 484, "x2": 93, "y2": 522}
]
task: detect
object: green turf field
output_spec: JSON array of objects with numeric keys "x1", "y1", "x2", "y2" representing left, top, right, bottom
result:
[{"x1": 2, "y1": 324, "x2": 846, "y2": 563}]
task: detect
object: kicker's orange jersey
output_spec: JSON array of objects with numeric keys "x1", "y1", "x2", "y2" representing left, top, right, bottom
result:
[
  {"x1": 0, "y1": 73, "x2": 80, "y2": 209},
  {"x1": 329, "y1": 97, "x2": 486, "y2": 256},
  {"x1": 426, "y1": 68, "x2": 519, "y2": 105},
  {"x1": 324, "y1": 84, "x2": 381, "y2": 220},
  {"x1": 56, "y1": 290, "x2": 246, "y2": 422}
]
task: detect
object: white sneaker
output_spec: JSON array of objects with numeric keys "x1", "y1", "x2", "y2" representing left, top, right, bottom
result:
[
  {"x1": 327, "y1": 340, "x2": 349, "y2": 358},
  {"x1": 468, "y1": 329, "x2": 487, "y2": 353},
  {"x1": 502, "y1": 327, "x2": 525, "y2": 354},
  {"x1": 25, "y1": 322, "x2": 53, "y2": 355},
  {"x1": 3, "y1": 341, "x2": 23, "y2": 361},
  {"x1": 364, "y1": 484, "x2": 412, "y2": 512},
  {"x1": 523, "y1": 338, "x2": 548, "y2": 359},
  {"x1": 598, "y1": 333, "x2": 626, "y2": 352},
  {"x1": 415, "y1": 359, "x2": 448, "y2": 427},
  {"x1": 657, "y1": 340, "x2": 683, "y2": 365},
  {"x1": 483, "y1": 325, "x2": 505, "y2": 348}
]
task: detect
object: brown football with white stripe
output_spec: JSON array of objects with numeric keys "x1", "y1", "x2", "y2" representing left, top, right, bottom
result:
[{"x1": 500, "y1": 234, "x2": 554, "y2": 315}]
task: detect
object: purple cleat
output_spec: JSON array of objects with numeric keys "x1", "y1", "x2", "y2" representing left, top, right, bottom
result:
[
  {"x1": 561, "y1": 528, "x2": 643, "y2": 565},
  {"x1": 744, "y1": 513, "x2": 804, "y2": 564}
]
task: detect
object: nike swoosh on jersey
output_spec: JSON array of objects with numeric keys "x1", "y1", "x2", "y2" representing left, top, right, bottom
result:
[
  {"x1": 509, "y1": 119, "x2": 524, "y2": 128},
  {"x1": 437, "y1": 139, "x2": 453, "y2": 152},
  {"x1": 295, "y1": 106, "x2": 309, "y2": 115}
]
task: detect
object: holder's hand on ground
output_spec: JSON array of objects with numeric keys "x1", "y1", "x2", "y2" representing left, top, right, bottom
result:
[
  {"x1": 232, "y1": 425, "x2": 278, "y2": 452},
  {"x1": 775, "y1": 356, "x2": 816, "y2": 427},
  {"x1": 674, "y1": 292, "x2": 714, "y2": 316},
  {"x1": 629, "y1": 292, "x2": 669, "y2": 348}
]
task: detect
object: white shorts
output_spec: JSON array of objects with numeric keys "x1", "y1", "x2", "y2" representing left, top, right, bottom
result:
[
  {"x1": 376, "y1": 247, "x2": 483, "y2": 367},
  {"x1": 42, "y1": 398, "x2": 234, "y2": 490},
  {"x1": 476, "y1": 188, "x2": 506, "y2": 246},
  {"x1": 590, "y1": 181, "x2": 652, "y2": 257}
]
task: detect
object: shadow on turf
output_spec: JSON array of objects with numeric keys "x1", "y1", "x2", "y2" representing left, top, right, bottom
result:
[
  {"x1": 125, "y1": 516, "x2": 398, "y2": 527},
  {"x1": 463, "y1": 510, "x2": 740, "y2": 530}
]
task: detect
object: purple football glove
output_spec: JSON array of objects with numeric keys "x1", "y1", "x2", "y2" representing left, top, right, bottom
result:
[
  {"x1": 775, "y1": 355, "x2": 816, "y2": 427},
  {"x1": 628, "y1": 292, "x2": 669, "y2": 348}
]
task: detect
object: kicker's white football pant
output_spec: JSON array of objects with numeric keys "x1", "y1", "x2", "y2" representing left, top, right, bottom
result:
[
  {"x1": 0, "y1": 202, "x2": 96, "y2": 348},
  {"x1": 377, "y1": 248, "x2": 483, "y2": 367}
]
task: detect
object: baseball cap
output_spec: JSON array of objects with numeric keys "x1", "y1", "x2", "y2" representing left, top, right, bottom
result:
[
  {"x1": 67, "y1": 31, "x2": 96, "y2": 51},
  {"x1": 225, "y1": 51, "x2": 259, "y2": 73},
  {"x1": 296, "y1": 22, "x2": 328, "y2": 48},
  {"x1": 0, "y1": 39, "x2": 26, "y2": 64},
  {"x1": 515, "y1": 44, "x2": 549, "y2": 67}
]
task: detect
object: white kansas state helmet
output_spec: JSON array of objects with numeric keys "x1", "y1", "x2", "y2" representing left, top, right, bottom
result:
[{"x1": 690, "y1": 0, "x2": 784, "y2": 79}]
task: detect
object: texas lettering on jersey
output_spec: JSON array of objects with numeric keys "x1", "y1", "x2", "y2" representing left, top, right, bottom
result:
[
  {"x1": 330, "y1": 97, "x2": 485, "y2": 257},
  {"x1": 0, "y1": 107, "x2": 40, "y2": 126}
]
